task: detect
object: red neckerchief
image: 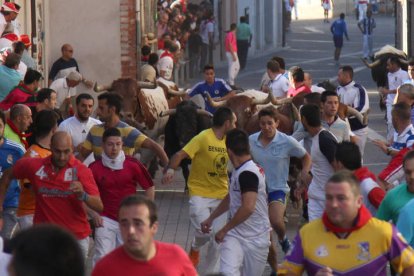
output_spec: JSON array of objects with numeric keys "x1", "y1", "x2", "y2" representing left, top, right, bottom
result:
[
  {"x1": 322, "y1": 205, "x2": 372, "y2": 234},
  {"x1": 160, "y1": 50, "x2": 174, "y2": 59},
  {"x1": 16, "y1": 82, "x2": 35, "y2": 95},
  {"x1": 7, "y1": 119, "x2": 31, "y2": 149},
  {"x1": 354, "y1": 167, "x2": 377, "y2": 182}
]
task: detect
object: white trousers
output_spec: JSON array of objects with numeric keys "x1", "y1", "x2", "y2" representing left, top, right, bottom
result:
[
  {"x1": 78, "y1": 236, "x2": 90, "y2": 261},
  {"x1": 308, "y1": 198, "x2": 325, "y2": 221},
  {"x1": 226, "y1": 52, "x2": 240, "y2": 86},
  {"x1": 189, "y1": 196, "x2": 227, "y2": 274},
  {"x1": 358, "y1": 3, "x2": 367, "y2": 21},
  {"x1": 353, "y1": 127, "x2": 368, "y2": 156},
  {"x1": 386, "y1": 102, "x2": 394, "y2": 142},
  {"x1": 362, "y1": 34, "x2": 373, "y2": 59},
  {"x1": 93, "y1": 216, "x2": 123, "y2": 267},
  {"x1": 17, "y1": 214, "x2": 33, "y2": 230},
  {"x1": 220, "y1": 233, "x2": 270, "y2": 276}
]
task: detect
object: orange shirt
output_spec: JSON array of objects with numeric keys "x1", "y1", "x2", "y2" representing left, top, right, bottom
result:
[{"x1": 17, "y1": 144, "x2": 51, "y2": 217}]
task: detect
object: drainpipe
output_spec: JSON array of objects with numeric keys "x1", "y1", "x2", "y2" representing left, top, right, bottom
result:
[{"x1": 136, "y1": 0, "x2": 142, "y2": 80}]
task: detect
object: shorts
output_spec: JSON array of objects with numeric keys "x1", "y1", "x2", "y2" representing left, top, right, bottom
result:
[
  {"x1": 333, "y1": 36, "x2": 343, "y2": 48},
  {"x1": 268, "y1": 190, "x2": 288, "y2": 205}
]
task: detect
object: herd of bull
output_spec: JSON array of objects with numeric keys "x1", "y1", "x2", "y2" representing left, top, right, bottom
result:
[{"x1": 89, "y1": 45, "x2": 408, "y2": 191}]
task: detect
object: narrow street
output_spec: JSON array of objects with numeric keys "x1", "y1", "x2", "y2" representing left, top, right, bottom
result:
[{"x1": 143, "y1": 12, "x2": 397, "y2": 276}]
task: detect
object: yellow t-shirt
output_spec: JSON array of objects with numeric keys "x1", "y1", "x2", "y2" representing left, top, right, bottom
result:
[{"x1": 183, "y1": 128, "x2": 229, "y2": 199}]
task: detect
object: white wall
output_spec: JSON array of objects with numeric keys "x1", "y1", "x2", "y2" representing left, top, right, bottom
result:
[{"x1": 46, "y1": 0, "x2": 122, "y2": 89}]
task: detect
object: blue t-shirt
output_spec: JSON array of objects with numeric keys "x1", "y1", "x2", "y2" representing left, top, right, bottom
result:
[
  {"x1": 249, "y1": 131, "x2": 307, "y2": 193},
  {"x1": 397, "y1": 198, "x2": 414, "y2": 247},
  {"x1": 331, "y1": 19, "x2": 348, "y2": 38},
  {"x1": 0, "y1": 65, "x2": 21, "y2": 101},
  {"x1": 189, "y1": 78, "x2": 232, "y2": 113},
  {"x1": 0, "y1": 139, "x2": 25, "y2": 208}
]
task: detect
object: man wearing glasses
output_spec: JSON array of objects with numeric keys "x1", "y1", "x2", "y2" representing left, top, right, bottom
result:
[{"x1": 48, "y1": 44, "x2": 80, "y2": 86}]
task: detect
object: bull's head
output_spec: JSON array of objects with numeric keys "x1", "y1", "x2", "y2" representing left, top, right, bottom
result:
[
  {"x1": 93, "y1": 81, "x2": 156, "y2": 93},
  {"x1": 269, "y1": 91, "x2": 293, "y2": 105}
]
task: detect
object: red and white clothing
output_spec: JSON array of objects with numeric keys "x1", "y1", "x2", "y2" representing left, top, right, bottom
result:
[
  {"x1": 225, "y1": 31, "x2": 239, "y2": 86},
  {"x1": 89, "y1": 156, "x2": 153, "y2": 221},
  {"x1": 158, "y1": 51, "x2": 174, "y2": 80},
  {"x1": 287, "y1": 84, "x2": 312, "y2": 98},
  {"x1": 354, "y1": 167, "x2": 385, "y2": 216},
  {"x1": 12, "y1": 155, "x2": 100, "y2": 239},
  {"x1": 92, "y1": 242, "x2": 197, "y2": 276}
]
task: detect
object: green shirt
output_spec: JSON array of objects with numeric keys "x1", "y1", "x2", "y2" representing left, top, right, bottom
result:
[
  {"x1": 236, "y1": 23, "x2": 251, "y2": 41},
  {"x1": 4, "y1": 124, "x2": 22, "y2": 146},
  {"x1": 376, "y1": 182, "x2": 414, "y2": 224}
]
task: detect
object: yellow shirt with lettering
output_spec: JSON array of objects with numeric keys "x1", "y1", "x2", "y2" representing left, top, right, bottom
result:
[{"x1": 183, "y1": 128, "x2": 229, "y2": 199}]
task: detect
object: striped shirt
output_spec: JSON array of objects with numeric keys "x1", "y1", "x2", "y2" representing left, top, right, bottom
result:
[
  {"x1": 391, "y1": 124, "x2": 414, "y2": 151},
  {"x1": 83, "y1": 121, "x2": 147, "y2": 158}
]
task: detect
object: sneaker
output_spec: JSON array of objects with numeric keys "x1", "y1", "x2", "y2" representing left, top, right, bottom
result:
[
  {"x1": 189, "y1": 248, "x2": 200, "y2": 267},
  {"x1": 279, "y1": 238, "x2": 291, "y2": 254}
]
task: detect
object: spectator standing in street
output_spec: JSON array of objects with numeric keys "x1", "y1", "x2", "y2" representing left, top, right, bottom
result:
[
  {"x1": 49, "y1": 71, "x2": 82, "y2": 118},
  {"x1": 92, "y1": 195, "x2": 196, "y2": 276},
  {"x1": 187, "y1": 27, "x2": 202, "y2": 79},
  {"x1": 201, "y1": 129, "x2": 271, "y2": 276},
  {"x1": 225, "y1": 23, "x2": 240, "y2": 86},
  {"x1": 358, "y1": 10, "x2": 376, "y2": 61},
  {"x1": 236, "y1": 16, "x2": 252, "y2": 71},
  {"x1": 321, "y1": 0, "x2": 332, "y2": 23},
  {"x1": 141, "y1": 53, "x2": 159, "y2": 83},
  {"x1": 199, "y1": 11, "x2": 214, "y2": 71},
  {"x1": 0, "y1": 3, "x2": 19, "y2": 36},
  {"x1": 331, "y1": 13, "x2": 349, "y2": 65}
]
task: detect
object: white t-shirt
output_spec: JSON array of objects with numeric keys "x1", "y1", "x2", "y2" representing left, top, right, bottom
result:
[
  {"x1": 158, "y1": 56, "x2": 174, "y2": 80},
  {"x1": 0, "y1": 14, "x2": 6, "y2": 37},
  {"x1": 0, "y1": 38, "x2": 12, "y2": 50},
  {"x1": 200, "y1": 20, "x2": 214, "y2": 44},
  {"x1": 49, "y1": 78, "x2": 77, "y2": 108},
  {"x1": 228, "y1": 160, "x2": 270, "y2": 239},
  {"x1": 387, "y1": 69, "x2": 410, "y2": 104},
  {"x1": 58, "y1": 115, "x2": 101, "y2": 149},
  {"x1": 269, "y1": 73, "x2": 289, "y2": 98}
]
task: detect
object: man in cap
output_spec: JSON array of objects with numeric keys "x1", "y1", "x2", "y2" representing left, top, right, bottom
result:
[
  {"x1": 0, "y1": 2, "x2": 19, "y2": 36},
  {"x1": 49, "y1": 71, "x2": 82, "y2": 118}
]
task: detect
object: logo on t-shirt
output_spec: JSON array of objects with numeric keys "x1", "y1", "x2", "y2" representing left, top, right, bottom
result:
[
  {"x1": 357, "y1": 242, "x2": 370, "y2": 261},
  {"x1": 35, "y1": 166, "x2": 48, "y2": 180},
  {"x1": 64, "y1": 168, "x2": 76, "y2": 182},
  {"x1": 6, "y1": 154, "x2": 13, "y2": 164},
  {"x1": 315, "y1": 245, "x2": 328, "y2": 257}
]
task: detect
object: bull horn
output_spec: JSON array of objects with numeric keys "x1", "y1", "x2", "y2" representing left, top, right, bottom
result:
[
  {"x1": 269, "y1": 91, "x2": 293, "y2": 105},
  {"x1": 252, "y1": 93, "x2": 271, "y2": 105},
  {"x1": 93, "y1": 82, "x2": 112, "y2": 93},
  {"x1": 360, "y1": 57, "x2": 381, "y2": 68},
  {"x1": 399, "y1": 58, "x2": 408, "y2": 65},
  {"x1": 346, "y1": 106, "x2": 364, "y2": 124},
  {"x1": 159, "y1": 109, "x2": 176, "y2": 117},
  {"x1": 196, "y1": 109, "x2": 213, "y2": 117},
  {"x1": 205, "y1": 93, "x2": 227, "y2": 108},
  {"x1": 137, "y1": 81, "x2": 157, "y2": 89},
  {"x1": 167, "y1": 88, "x2": 187, "y2": 96}
]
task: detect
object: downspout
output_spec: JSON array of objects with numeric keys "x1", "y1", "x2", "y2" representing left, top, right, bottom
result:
[{"x1": 136, "y1": 0, "x2": 142, "y2": 80}]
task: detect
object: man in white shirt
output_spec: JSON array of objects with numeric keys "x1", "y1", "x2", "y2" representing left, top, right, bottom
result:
[
  {"x1": 337, "y1": 65, "x2": 370, "y2": 155},
  {"x1": 49, "y1": 71, "x2": 82, "y2": 118},
  {"x1": 264, "y1": 60, "x2": 289, "y2": 99},
  {"x1": 59, "y1": 93, "x2": 100, "y2": 164},
  {"x1": 158, "y1": 43, "x2": 178, "y2": 81},
  {"x1": 379, "y1": 57, "x2": 410, "y2": 141}
]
